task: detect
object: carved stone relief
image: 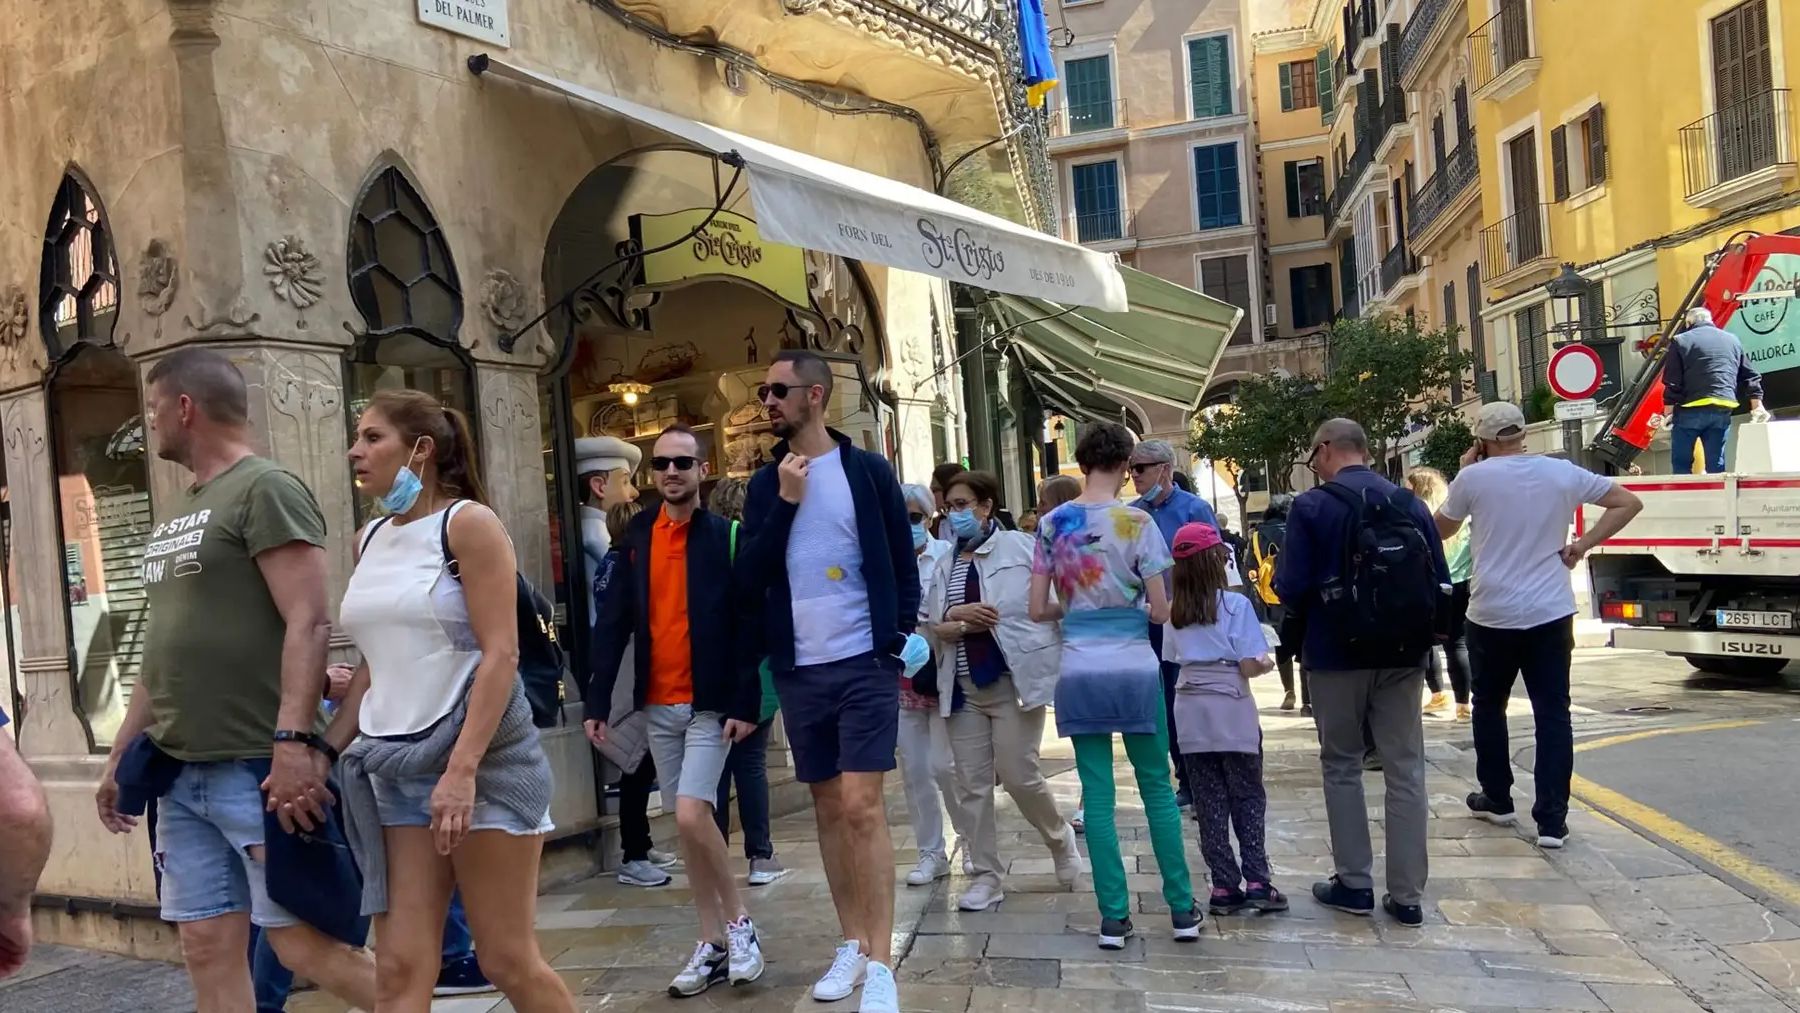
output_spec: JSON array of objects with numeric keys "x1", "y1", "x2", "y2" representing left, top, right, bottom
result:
[
  {"x1": 478, "y1": 269, "x2": 529, "y2": 354},
  {"x1": 241, "y1": 347, "x2": 355, "y2": 600},
  {"x1": 138, "y1": 239, "x2": 179, "y2": 317},
  {"x1": 0, "y1": 286, "x2": 39, "y2": 375},
  {"x1": 477, "y1": 366, "x2": 550, "y2": 591},
  {"x1": 264, "y1": 235, "x2": 324, "y2": 327}
]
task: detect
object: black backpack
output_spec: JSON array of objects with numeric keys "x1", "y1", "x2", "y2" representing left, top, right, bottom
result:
[
  {"x1": 1316, "y1": 482, "x2": 1440, "y2": 667},
  {"x1": 361, "y1": 506, "x2": 567, "y2": 728}
]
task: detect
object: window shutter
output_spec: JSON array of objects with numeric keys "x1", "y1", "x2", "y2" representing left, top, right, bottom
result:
[
  {"x1": 1452, "y1": 82, "x2": 1470, "y2": 140},
  {"x1": 1587, "y1": 103, "x2": 1608, "y2": 183},
  {"x1": 1190, "y1": 37, "x2": 1231, "y2": 117},
  {"x1": 1280, "y1": 63, "x2": 1294, "y2": 112},
  {"x1": 1551, "y1": 124, "x2": 1571, "y2": 201},
  {"x1": 1285, "y1": 161, "x2": 1302, "y2": 218},
  {"x1": 1317, "y1": 49, "x2": 1336, "y2": 118}
]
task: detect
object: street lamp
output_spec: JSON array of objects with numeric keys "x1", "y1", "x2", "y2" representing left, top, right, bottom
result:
[{"x1": 1544, "y1": 263, "x2": 1589, "y2": 466}]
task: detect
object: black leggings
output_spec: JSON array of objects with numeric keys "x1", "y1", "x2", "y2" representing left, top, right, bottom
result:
[{"x1": 1428, "y1": 581, "x2": 1473, "y2": 704}]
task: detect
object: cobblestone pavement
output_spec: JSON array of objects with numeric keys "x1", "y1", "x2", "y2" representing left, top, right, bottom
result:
[{"x1": 16, "y1": 652, "x2": 1800, "y2": 1012}]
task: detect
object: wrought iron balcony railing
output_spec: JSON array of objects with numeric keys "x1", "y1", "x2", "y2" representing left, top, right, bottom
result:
[
  {"x1": 1399, "y1": 0, "x2": 1454, "y2": 84},
  {"x1": 1680, "y1": 89, "x2": 1795, "y2": 200},
  {"x1": 1324, "y1": 140, "x2": 1375, "y2": 226},
  {"x1": 1408, "y1": 139, "x2": 1477, "y2": 242},
  {"x1": 1479, "y1": 203, "x2": 1553, "y2": 282},
  {"x1": 1048, "y1": 98, "x2": 1130, "y2": 137},
  {"x1": 1379, "y1": 243, "x2": 1418, "y2": 292},
  {"x1": 1072, "y1": 208, "x2": 1131, "y2": 244},
  {"x1": 1469, "y1": 0, "x2": 1531, "y2": 94}
]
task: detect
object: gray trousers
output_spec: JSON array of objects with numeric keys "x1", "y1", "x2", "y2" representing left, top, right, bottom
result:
[{"x1": 1309, "y1": 667, "x2": 1430, "y2": 906}]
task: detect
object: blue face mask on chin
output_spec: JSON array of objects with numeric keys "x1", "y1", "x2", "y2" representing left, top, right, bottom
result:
[
  {"x1": 1141, "y1": 482, "x2": 1163, "y2": 503},
  {"x1": 911, "y1": 522, "x2": 929, "y2": 549},
  {"x1": 949, "y1": 508, "x2": 982, "y2": 539},
  {"x1": 378, "y1": 438, "x2": 428, "y2": 514}
]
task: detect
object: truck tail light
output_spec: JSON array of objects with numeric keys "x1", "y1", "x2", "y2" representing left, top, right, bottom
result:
[
  {"x1": 1656, "y1": 610, "x2": 1679, "y2": 624},
  {"x1": 1602, "y1": 602, "x2": 1644, "y2": 621}
]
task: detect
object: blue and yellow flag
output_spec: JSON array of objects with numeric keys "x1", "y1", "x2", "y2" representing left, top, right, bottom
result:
[{"x1": 1016, "y1": 0, "x2": 1059, "y2": 108}]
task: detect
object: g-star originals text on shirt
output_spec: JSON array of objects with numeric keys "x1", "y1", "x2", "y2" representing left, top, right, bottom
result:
[{"x1": 142, "y1": 509, "x2": 213, "y2": 584}]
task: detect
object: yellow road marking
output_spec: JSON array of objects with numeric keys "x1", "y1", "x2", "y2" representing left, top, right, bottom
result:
[
  {"x1": 1574, "y1": 718, "x2": 1765, "y2": 753},
  {"x1": 1569, "y1": 717, "x2": 1800, "y2": 908}
]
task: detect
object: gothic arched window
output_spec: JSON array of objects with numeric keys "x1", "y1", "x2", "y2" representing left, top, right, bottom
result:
[{"x1": 37, "y1": 172, "x2": 146, "y2": 752}]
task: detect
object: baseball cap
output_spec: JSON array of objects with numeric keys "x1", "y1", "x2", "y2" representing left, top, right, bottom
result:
[
  {"x1": 1172, "y1": 522, "x2": 1222, "y2": 559},
  {"x1": 1472, "y1": 402, "x2": 1528, "y2": 441}
]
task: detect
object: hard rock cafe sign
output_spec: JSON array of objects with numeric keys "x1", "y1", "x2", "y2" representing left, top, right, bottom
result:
[{"x1": 632, "y1": 209, "x2": 810, "y2": 309}]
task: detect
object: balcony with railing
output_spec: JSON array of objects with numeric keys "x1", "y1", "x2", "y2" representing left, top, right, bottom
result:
[
  {"x1": 1479, "y1": 203, "x2": 1554, "y2": 285},
  {"x1": 1048, "y1": 98, "x2": 1130, "y2": 139},
  {"x1": 1408, "y1": 138, "x2": 1479, "y2": 245},
  {"x1": 1071, "y1": 207, "x2": 1133, "y2": 245},
  {"x1": 1379, "y1": 242, "x2": 1419, "y2": 293},
  {"x1": 1373, "y1": 84, "x2": 1410, "y2": 157},
  {"x1": 1324, "y1": 140, "x2": 1376, "y2": 228},
  {"x1": 1680, "y1": 89, "x2": 1797, "y2": 208},
  {"x1": 1469, "y1": 0, "x2": 1538, "y2": 101}
]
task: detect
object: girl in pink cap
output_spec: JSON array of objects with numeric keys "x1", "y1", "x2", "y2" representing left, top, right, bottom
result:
[{"x1": 1165, "y1": 521, "x2": 1287, "y2": 916}]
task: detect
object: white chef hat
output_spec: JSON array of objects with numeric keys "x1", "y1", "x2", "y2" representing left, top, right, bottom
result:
[{"x1": 574, "y1": 436, "x2": 641, "y2": 476}]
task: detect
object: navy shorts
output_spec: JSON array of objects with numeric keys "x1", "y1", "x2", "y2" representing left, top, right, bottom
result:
[{"x1": 775, "y1": 651, "x2": 900, "y2": 784}]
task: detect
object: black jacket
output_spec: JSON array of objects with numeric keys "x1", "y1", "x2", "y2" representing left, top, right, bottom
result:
[
  {"x1": 739, "y1": 429, "x2": 920, "y2": 673},
  {"x1": 584, "y1": 506, "x2": 759, "y2": 724}
]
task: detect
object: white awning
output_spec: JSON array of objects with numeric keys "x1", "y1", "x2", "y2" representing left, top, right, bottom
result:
[{"x1": 470, "y1": 55, "x2": 1128, "y2": 313}]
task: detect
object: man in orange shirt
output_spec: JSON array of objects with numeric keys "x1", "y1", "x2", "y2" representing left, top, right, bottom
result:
[{"x1": 584, "y1": 425, "x2": 765, "y2": 998}]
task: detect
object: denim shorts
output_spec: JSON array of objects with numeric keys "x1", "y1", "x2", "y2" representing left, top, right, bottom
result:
[
  {"x1": 155, "y1": 761, "x2": 299, "y2": 929},
  {"x1": 369, "y1": 772, "x2": 554, "y2": 835},
  {"x1": 774, "y1": 651, "x2": 900, "y2": 783}
]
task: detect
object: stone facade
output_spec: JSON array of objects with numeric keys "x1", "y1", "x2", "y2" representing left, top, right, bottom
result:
[{"x1": 0, "y1": 0, "x2": 1033, "y2": 952}]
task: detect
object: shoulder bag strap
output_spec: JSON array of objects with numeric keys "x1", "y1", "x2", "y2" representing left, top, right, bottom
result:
[{"x1": 439, "y1": 500, "x2": 469, "y2": 581}]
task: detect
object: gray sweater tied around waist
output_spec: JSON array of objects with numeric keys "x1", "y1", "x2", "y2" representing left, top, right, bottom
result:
[{"x1": 340, "y1": 679, "x2": 553, "y2": 915}]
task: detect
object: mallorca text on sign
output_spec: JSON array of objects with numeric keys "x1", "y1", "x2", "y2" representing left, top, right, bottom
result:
[
  {"x1": 418, "y1": 0, "x2": 510, "y2": 47},
  {"x1": 632, "y1": 209, "x2": 810, "y2": 309},
  {"x1": 1727, "y1": 252, "x2": 1800, "y2": 376}
]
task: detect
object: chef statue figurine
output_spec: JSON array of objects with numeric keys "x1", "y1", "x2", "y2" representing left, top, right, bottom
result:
[{"x1": 574, "y1": 435, "x2": 641, "y2": 624}]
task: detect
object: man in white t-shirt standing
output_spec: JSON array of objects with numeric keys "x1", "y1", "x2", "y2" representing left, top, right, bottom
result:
[{"x1": 1434, "y1": 402, "x2": 1642, "y2": 849}]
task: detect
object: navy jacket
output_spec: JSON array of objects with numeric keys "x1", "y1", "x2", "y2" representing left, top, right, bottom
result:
[
  {"x1": 1662, "y1": 323, "x2": 1763, "y2": 409},
  {"x1": 740, "y1": 430, "x2": 920, "y2": 673},
  {"x1": 585, "y1": 507, "x2": 760, "y2": 724},
  {"x1": 1273, "y1": 466, "x2": 1451, "y2": 671}
]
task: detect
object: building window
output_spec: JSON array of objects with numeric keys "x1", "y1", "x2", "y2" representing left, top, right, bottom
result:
[
  {"x1": 1070, "y1": 160, "x2": 1124, "y2": 242},
  {"x1": 1187, "y1": 35, "x2": 1233, "y2": 118},
  {"x1": 1285, "y1": 158, "x2": 1325, "y2": 217},
  {"x1": 1290, "y1": 264, "x2": 1334, "y2": 329},
  {"x1": 1515, "y1": 302, "x2": 1550, "y2": 397},
  {"x1": 1063, "y1": 55, "x2": 1116, "y2": 132},
  {"x1": 1192, "y1": 143, "x2": 1242, "y2": 230},
  {"x1": 1443, "y1": 280, "x2": 1462, "y2": 405},
  {"x1": 1552, "y1": 104, "x2": 1609, "y2": 199},
  {"x1": 1280, "y1": 58, "x2": 1319, "y2": 112},
  {"x1": 1317, "y1": 49, "x2": 1337, "y2": 119},
  {"x1": 38, "y1": 172, "x2": 148, "y2": 753},
  {"x1": 1452, "y1": 81, "x2": 1471, "y2": 140},
  {"x1": 345, "y1": 165, "x2": 474, "y2": 527},
  {"x1": 1201, "y1": 255, "x2": 1253, "y2": 346}
]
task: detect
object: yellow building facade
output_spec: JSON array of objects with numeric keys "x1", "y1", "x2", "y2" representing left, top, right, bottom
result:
[{"x1": 1469, "y1": 0, "x2": 1799, "y2": 460}]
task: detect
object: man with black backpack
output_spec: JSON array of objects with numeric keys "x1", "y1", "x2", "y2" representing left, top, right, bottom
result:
[{"x1": 1275, "y1": 419, "x2": 1450, "y2": 928}]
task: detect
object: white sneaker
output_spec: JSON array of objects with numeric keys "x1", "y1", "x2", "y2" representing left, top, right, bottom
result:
[
  {"x1": 1071, "y1": 807, "x2": 1085, "y2": 834},
  {"x1": 906, "y1": 851, "x2": 951, "y2": 887},
  {"x1": 618, "y1": 860, "x2": 672, "y2": 887},
  {"x1": 668, "y1": 941, "x2": 727, "y2": 997},
  {"x1": 649, "y1": 847, "x2": 681, "y2": 868},
  {"x1": 726, "y1": 916, "x2": 765, "y2": 986},
  {"x1": 957, "y1": 880, "x2": 1004, "y2": 911},
  {"x1": 858, "y1": 960, "x2": 899, "y2": 1013},
  {"x1": 1051, "y1": 822, "x2": 1083, "y2": 889},
  {"x1": 812, "y1": 940, "x2": 869, "y2": 1002},
  {"x1": 747, "y1": 856, "x2": 789, "y2": 886}
]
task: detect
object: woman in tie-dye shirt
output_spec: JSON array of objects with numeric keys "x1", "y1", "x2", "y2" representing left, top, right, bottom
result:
[{"x1": 1029, "y1": 423, "x2": 1199, "y2": 952}]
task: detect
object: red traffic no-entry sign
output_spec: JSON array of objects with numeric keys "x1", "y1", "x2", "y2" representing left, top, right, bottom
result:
[{"x1": 1547, "y1": 344, "x2": 1604, "y2": 400}]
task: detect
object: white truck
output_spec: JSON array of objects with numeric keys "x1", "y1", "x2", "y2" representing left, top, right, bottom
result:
[{"x1": 1583, "y1": 232, "x2": 1799, "y2": 678}]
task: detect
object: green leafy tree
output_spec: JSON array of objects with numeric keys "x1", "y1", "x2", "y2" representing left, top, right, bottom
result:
[
  {"x1": 1418, "y1": 416, "x2": 1474, "y2": 480},
  {"x1": 1190, "y1": 372, "x2": 1328, "y2": 516},
  {"x1": 1321, "y1": 315, "x2": 1473, "y2": 467}
]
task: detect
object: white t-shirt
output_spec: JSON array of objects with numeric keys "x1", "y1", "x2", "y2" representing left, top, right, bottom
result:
[
  {"x1": 786, "y1": 448, "x2": 875, "y2": 666},
  {"x1": 1162, "y1": 590, "x2": 1270, "y2": 665},
  {"x1": 1440, "y1": 455, "x2": 1616, "y2": 630}
]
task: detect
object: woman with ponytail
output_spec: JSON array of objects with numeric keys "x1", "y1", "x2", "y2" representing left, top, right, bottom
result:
[{"x1": 322, "y1": 389, "x2": 576, "y2": 1011}]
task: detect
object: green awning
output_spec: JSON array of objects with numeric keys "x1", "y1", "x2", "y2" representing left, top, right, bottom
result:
[{"x1": 986, "y1": 265, "x2": 1241, "y2": 413}]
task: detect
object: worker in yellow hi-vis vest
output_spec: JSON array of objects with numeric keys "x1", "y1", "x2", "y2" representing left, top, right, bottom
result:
[{"x1": 1661, "y1": 307, "x2": 1770, "y2": 475}]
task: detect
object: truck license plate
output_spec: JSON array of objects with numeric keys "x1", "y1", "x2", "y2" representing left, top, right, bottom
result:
[{"x1": 1715, "y1": 609, "x2": 1795, "y2": 631}]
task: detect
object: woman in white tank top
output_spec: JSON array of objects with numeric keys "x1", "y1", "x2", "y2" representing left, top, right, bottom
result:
[{"x1": 317, "y1": 389, "x2": 575, "y2": 1012}]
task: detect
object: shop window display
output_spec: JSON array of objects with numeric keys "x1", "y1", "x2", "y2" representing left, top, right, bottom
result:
[{"x1": 39, "y1": 170, "x2": 145, "y2": 750}]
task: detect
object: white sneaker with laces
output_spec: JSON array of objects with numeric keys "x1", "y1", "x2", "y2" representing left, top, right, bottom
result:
[
  {"x1": 725, "y1": 916, "x2": 765, "y2": 986},
  {"x1": 858, "y1": 960, "x2": 899, "y2": 1013},
  {"x1": 668, "y1": 941, "x2": 727, "y2": 997},
  {"x1": 906, "y1": 851, "x2": 951, "y2": 887},
  {"x1": 958, "y1": 880, "x2": 1004, "y2": 911},
  {"x1": 1052, "y1": 822, "x2": 1083, "y2": 889},
  {"x1": 648, "y1": 847, "x2": 680, "y2": 868},
  {"x1": 811, "y1": 940, "x2": 869, "y2": 1002}
]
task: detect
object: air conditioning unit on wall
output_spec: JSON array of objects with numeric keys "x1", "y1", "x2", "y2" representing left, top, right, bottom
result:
[{"x1": 1263, "y1": 303, "x2": 1279, "y2": 327}]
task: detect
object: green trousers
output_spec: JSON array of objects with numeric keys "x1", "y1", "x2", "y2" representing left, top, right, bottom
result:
[{"x1": 1071, "y1": 705, "x2": 1195, "y2": 921}]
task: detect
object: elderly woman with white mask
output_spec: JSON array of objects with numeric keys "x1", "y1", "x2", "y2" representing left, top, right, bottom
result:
[{"x1": 896, "y1": 483, "x2": 976, "y2": 885}]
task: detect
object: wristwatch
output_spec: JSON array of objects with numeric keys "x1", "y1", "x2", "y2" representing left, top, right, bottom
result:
[{"x1": 273, "y1": 729, "x2": 340, "y2": 764}]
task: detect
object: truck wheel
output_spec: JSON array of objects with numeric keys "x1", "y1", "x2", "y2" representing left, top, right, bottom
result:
[{"x1": 1680, "y1": 655, "x2": 1789, "y2": 679}]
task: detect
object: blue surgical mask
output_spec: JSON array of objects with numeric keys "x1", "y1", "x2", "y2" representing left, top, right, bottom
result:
[
  {"x1": 1141, "y1": 483, "x2": 1163, "y2": 504},
  {"x1": 948, "y1": 508, "x2": 982, "y2": 539},
  {"x1": 378, "y1": 438, "x2": 427, "y2": 514},
  {"x1": 911, "y1": 522, "x2": 929, "y2": 550},
  {"x1": 899, "y1": 632, "x2": 931, "y2": 679}
]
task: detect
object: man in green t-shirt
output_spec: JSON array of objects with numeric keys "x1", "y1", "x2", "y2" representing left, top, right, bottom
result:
[{"x1": 91, "y1": 348, "x2": 375, "y2": 1012}]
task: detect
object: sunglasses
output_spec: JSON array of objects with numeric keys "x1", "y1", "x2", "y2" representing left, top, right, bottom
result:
[
  {"x1": 650, "y1": 456, "x2": 699, "y2": 472},
  {"x1": 1128, "y1": 462, "x2": 1165, "y2": 475},
  {"x1": 907, "y1": 511, "x2": 928, "y2": 524},
  {"x1": 757, "y1": 382, "x2": 818, "y2": 402}
]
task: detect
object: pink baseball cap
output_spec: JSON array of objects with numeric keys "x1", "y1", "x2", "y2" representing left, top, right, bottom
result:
[{"x1": 1172, "y1": 522, "x2": 1222, "y2": 559}]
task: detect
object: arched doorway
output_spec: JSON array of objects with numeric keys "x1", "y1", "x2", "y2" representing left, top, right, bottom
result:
[{"x1": 38, "y1": 170, "x2": 145, "y2": 752}]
